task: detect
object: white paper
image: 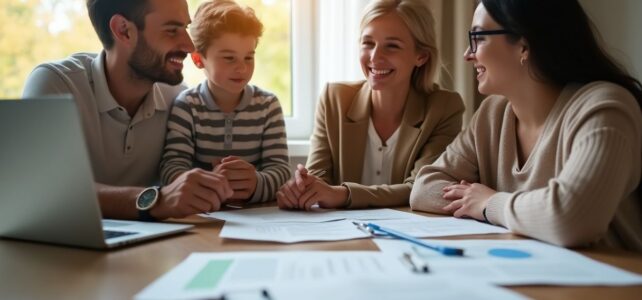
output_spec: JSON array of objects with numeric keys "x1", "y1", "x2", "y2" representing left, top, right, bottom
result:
[
  {"x1": 135, "y1": 251, "x2": 412, "y2": 300},
  {"x1": 135, "y1": 251, "x2": 526, "y2": 300},
  {"x1": 269, "y1": 277, "x2": 528, "y2": 300},
  {"x1": 219, "y1": 216, "x2": 510, "y2": 243},
  {"x1": 220, "y1": 220, "x2": 371, "y2": 243},
  {"x1": 374, "y1": 239, "x2": 642, "y2": 286},
  {"x1": 372, "y1": 217, "x2": 510, "y2": 237},
  {"x1": 202, "y1": 206, "x2": 416, "y2": 223}
]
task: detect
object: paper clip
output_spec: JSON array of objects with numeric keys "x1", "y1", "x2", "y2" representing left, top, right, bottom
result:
[
  {"x1": 402, "y1": 252, "x2": 430, "y2": 273},
  {"x1": 203, "y1": 288, "x2": 272, "y2": 300},
  {"x1": 352, "y1": 221, "x2": 388, "y2": 237}
]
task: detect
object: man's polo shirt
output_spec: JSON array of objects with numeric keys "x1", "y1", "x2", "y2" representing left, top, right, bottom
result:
[{"x1": 22, "y1": 52, "x2": 186, "y2": 186}]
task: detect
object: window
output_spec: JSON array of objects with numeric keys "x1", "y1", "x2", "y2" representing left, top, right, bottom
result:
[
  {"x1": 0, "y1": 0, "x2": 101, "y2": 97},
  {"x1": 316, "y1": 0, "x2": 368, "y2": 88},
  {"x1": 184, "y1": 0, "x2": 293, "y2": 118},
  {"x1": 1, "y1": 0, "x2": 316, "y2": 139},
  {"x1": 289, "y1": 0, "x2": 369, "y2": 141}
]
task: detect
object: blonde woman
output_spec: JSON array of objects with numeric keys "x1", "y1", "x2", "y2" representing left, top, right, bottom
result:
[{"x1": 277, "y1": 0, "x2": 464, "y2": 210}]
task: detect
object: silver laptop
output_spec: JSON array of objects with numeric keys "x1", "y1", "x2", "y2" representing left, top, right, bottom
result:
[{"x1": 0, "y1": 97, "x2": 193, "y2": 249}]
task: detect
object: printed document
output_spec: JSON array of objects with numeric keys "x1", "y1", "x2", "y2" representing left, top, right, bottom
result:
[
  {"x1": 372, "y1": 217, "x2": 510, "y2": 237},
  {"x1": 268, "y1": 277, "x2": 527, "y2": 300},
  {"x1": 374, "y1": 239, "x2": 642, "y2": 286},
  {"x1": 135, "y1": 251, "x2": 411, "y2": 300},
  {"x1": 135, "y1": 251, "x2": 527, "y2": 300},
  {"x1": 220, "y1": 220, "x2": 371, "y2": 243}
]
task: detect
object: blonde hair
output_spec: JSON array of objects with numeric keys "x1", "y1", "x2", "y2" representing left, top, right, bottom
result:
[
  {"x1": 360, "y1": 0, "x2": 439, "y2": 94},
  {"x1": 190, "y1": 0, "x2": 264, "y2": 55}
]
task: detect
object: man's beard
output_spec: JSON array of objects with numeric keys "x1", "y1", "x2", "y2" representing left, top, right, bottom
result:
[{"x1": 128, "y1": 36, "x2": 186, "y2": 86}]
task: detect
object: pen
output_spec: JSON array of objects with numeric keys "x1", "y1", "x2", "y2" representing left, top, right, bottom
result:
[{"x1": 366, "y1": 222, "x2": 464, "y2": 256}]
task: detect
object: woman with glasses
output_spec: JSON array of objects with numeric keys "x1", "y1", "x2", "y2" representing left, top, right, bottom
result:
[
  {"x1": 276, "y1": 0, "x2": 464, "y2": 210},
  {"x1": 410, "y1": 0, "x2": 642, "y2": 251}
]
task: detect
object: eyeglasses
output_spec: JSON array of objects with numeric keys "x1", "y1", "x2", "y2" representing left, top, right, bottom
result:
[{"x1": 468, "y1": 30, "x2": 514, "y2": 53}]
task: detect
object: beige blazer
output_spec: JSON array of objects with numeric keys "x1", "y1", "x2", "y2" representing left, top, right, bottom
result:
[{"x1": 307, "y1": 81, "x2": 464, "y2": 208}]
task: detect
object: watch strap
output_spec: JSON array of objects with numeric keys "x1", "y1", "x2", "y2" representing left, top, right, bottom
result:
[{"x1": 138, "y1": 208, "x2": 158, "y2": 222}]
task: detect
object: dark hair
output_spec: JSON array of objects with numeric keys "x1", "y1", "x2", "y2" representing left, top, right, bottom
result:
[
  {"x1": 481, "y1": 0, "x2": 642, "y2": 108},
  {"x1": 87, "y1": 0, "x2": 150, "y2": 49}
]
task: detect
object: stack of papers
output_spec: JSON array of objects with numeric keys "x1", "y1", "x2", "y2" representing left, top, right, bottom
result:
[
  {"x1": 201, "y1": 207, "x2": 418, "y2": 223},
  {"x1": 202, "y1": 207, "x2": 510, "y2": 243}
]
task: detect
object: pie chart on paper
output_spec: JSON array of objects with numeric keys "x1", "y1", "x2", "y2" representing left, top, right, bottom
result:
[{"x1": 487, "y1": 248, "x2": 532, "y2": 259}]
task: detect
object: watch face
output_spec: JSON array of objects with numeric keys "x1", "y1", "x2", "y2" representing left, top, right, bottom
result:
[{"x1": 137, "y1": 188, "x2": 158, "y2": 209}]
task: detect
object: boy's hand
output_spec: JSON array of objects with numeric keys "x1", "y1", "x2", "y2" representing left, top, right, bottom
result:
[
  {"x1": 211, "y1": 158, "x2": 223, "y2": 171},
  {"x1": 215, "y1": 156, "x2": 258, "y2": 201}
]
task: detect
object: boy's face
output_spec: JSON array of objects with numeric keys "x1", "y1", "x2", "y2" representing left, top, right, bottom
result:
[{"x1": 199, "y1": 33, "x2": 258, "y2": 98}]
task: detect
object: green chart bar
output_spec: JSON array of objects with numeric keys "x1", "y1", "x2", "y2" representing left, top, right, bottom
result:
[{"x1": 185, "y1": 259, "x2": 233, "y2": 290}]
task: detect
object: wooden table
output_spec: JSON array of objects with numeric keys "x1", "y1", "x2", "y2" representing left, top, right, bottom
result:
[{"x1": 1, "y1": 209, "x2": 641, "y2": 300}]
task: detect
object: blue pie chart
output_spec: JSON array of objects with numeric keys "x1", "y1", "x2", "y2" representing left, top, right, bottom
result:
[{"x1": 488, "y1": 248, "x2": 532, "y2": 259}]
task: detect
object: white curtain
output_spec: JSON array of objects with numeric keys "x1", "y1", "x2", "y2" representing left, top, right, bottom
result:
[
  {"x1": 430, "y1": 0, "x2": 478, "y2": 126},
  {"x1": 316, "y1": 0, "x2": 370, "y2": 90}
]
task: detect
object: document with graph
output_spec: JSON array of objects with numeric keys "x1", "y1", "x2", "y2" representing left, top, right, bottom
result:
[
  {"x1": 135, "y1": 251, "x2": 526, "y2": 300},
  {"x1": 374, "y1": 239, "x2": 642, "y2": 286}
]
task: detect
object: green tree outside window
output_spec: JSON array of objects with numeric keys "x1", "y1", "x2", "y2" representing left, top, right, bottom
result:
[{"x1": 1, "y1": 0, "x2": 292, "y2": 116}]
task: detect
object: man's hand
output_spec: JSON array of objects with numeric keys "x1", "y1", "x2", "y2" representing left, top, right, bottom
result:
[{"x1": 150, "y1": 168, "x2": 233, "y2": 219}]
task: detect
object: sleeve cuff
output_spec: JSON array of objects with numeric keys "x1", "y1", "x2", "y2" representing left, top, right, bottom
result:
[
  {"x1": 343, "y1": 182, "x2": 368, "y2": 208},
  {"x1": 247, "y1": 171, "x2": 264, "y2": 204},
  {"x1": 340, "y1": 183, "x2": 353, "y2": 208},
  {"x1": 485, "y1": 192, "x2": 511, "y2": 226}
]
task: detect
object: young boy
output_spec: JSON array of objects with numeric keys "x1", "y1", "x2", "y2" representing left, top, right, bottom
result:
[{"x1": 160, "y1": 0, "x2": 290, "y2": 208}]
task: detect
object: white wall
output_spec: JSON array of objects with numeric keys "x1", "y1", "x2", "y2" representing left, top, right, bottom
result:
[{"x1": 580, "y1": 0, "x2": 642, "y2": 80}]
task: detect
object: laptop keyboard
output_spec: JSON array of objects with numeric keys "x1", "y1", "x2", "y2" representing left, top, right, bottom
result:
[
  {"x1": 102, "y1": 220, "x2": 130, "y2": 227},
  {"x1": 104, "y1": 230, "x2": 137, "y2": 239}
]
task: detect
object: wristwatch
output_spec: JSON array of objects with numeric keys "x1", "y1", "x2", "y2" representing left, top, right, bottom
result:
[{"x1": 136, "y1": 186, "x2": 160, "y2": 222}]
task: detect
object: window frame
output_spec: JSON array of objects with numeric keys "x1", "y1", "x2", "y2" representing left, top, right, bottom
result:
[{"x1": 286, "y1": 0, "x2": 316, "y2": 141}]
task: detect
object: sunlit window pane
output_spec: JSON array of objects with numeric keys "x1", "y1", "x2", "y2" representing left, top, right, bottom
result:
[
  {"x1": 185, "y1": 0, "x2": 292, "y2": 116},
  {"x1": 1, "y1": 0, "x2": 100, "y2": 98},
  {"x1": 2, "y1": 0, "x2": 292, "y2": 117}
]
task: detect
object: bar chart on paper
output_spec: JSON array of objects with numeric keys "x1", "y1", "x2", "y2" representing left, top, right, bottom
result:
[
  {"x1": 135, "y1": 251, "x2": 412, "y2": 300},
  {"x1": 184, "y1": 259, "x2": 233, "y2": 291}
]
